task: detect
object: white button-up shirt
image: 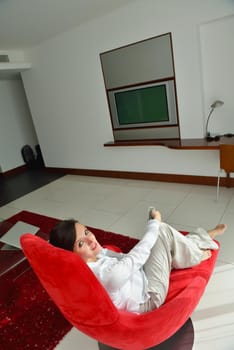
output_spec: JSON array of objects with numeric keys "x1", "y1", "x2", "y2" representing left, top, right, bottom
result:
[{"x1": 88, "y1": 219, "x2": 160, "y2": 313}]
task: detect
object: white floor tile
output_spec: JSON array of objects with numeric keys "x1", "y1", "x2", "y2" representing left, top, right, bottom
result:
[
  {"x1": 167, "y1": 194, "x2": 227, "y2": 229},
  {"x1": 192, "y1": 265, "x2": 234, "y2": 350},
  {"x1": 55, "y1": 327, "x2": 99, "y2": 350}
]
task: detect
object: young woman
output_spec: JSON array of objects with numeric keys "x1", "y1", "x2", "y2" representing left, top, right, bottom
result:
[{"x1": 49, "y1": 209, "x2": 226, "y2": 313}]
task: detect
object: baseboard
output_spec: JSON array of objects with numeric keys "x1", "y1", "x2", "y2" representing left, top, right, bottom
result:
[
  {"x1": 3, "y1": 165, "x2": 233, "y2": 187},
  {"x1": 46, "y1": 167, "x2": 234, "y2": 187},
  {"x1": 2, "y1": 165, "x2": 27, "y2": 177}
]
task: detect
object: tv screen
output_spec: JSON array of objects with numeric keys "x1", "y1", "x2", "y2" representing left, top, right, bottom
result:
[
  {"x1": 107, "y1": 79, "x2": 179, "y2": 141},
  {"x1": 114, "y1": 85, "x2": 169, "y2": 126}
]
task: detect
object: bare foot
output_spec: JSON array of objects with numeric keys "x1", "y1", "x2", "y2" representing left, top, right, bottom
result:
[
  {"x1": 201, "y1": 249, "x2": 212, "y2": 261},
  {"x1": 208, "y1": 224, "x2": 227, "y2": 239},
  {"x1": 149, "y1": 208, "x2": 162, "y2": 222}
]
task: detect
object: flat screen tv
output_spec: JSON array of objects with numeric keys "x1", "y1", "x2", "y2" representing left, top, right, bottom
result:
[{"x1": 107, "y1": 80, "x2": 179, "y2": 141}]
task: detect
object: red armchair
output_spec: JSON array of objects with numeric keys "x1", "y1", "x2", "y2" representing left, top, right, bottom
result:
[{"x1": 20, "y1": 232, "x2": 219, "y2": 350}]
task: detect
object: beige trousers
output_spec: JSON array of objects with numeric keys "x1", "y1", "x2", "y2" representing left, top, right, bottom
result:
[{"x1": 140, "y1": 222, "x2": 218, "y2": 312}]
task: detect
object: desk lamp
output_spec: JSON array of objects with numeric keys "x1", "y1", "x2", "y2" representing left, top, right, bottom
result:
[{"x1": 205, "y1": 100, "x2": 224, "y2": 141}]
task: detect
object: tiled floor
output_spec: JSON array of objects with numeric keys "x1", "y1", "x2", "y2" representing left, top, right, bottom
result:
[{"x1": 0, "y1": 174, "x2": 234, "y2": 349}]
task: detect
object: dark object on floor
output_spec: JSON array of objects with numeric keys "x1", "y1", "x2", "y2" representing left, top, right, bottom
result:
[
  {"x1": 35, "y1": 144, "x2": 45, "y2": 168},
  {"x1": 21, "y1": 144, "x2": 45, "y2": 169},
  {"x1": 21, "y1": 145, "x2": 37, "y2": 169}
]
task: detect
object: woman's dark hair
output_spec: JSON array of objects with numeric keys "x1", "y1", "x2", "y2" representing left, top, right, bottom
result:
[{"x1": 49, "y1": 219, "x2": 78, "y2": 251}]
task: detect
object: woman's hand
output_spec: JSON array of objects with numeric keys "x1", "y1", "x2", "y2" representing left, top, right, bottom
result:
[{"x1": 149, "y1": 208, "x2": 162, "y2": 222}]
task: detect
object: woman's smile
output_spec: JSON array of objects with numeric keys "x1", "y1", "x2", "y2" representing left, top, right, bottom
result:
[{"x1": 73, "y1": 222, "x2": 102, "y2": 262}]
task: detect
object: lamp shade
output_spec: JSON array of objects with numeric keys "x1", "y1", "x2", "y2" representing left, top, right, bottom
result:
[
  {"x1": 205, "y1": 100, "x2": 224, "y2": 140},
  {"x1": 210, "y1": 100, "x2": 224, "y2": 109}
]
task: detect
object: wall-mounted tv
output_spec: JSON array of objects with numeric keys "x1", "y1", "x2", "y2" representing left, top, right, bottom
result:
[{"x1": 107, "y1": 80, "x2": 179, "y2": 141}]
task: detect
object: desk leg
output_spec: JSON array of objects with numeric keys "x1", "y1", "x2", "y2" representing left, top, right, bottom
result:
[{"x1": 226, "y1": 172, "x2": 231, "y2": 187}]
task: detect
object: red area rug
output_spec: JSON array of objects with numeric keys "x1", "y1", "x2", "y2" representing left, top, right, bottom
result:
[
  {"x1": 0, "y1": 211, "x2": 139, "y2": 350},
  {"x1": 0, "y1": 211, "x2": 70, "y2": 350}
]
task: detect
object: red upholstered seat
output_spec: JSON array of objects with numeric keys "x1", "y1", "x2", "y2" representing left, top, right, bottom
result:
[{"x1": 20, "y1": 232, "x2": 219, "y2": 350}]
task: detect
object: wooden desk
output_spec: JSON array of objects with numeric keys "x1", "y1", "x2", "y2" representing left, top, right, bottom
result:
[
  {"x1": 104, "y1": 136, "x2": 234, "y2": 187},
  {"x1": 104, "y1": 136, "x2": 234, "y2": 150}
]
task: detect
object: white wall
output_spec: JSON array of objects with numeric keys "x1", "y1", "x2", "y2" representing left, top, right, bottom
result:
[
  {"x1": 200, "y1": 15, "x2": 234, "y2": 136},
  {"x1": 0, "y1": 77, "x2": 38, "y2": 172},
  {"x1": 22, "y1": 0, "x2": 234, "y2": 177}
]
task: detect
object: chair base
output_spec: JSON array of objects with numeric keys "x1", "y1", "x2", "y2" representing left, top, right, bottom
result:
[{"x1": 98, "y1": 317, "x2": 194, "y2": 350}]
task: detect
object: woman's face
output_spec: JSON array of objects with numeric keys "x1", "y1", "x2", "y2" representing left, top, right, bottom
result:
[{"x1": 73, "y1": 222, "x2": 102, "y2": 262}]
